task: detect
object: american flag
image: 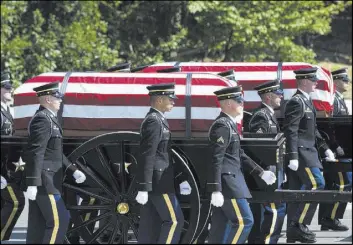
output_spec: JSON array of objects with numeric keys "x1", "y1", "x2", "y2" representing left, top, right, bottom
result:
[
  {"x1": 13, "y1": 62, "x2": 334, "y2": 137},
  {"x1": 138, "y1": 62, "x2": 334, "y2": 113},
  {"x1": 13, "y1": 72, "x2": 233, "y2": 137}
]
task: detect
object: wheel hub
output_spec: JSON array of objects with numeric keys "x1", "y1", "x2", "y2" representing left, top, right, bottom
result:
[{"x1": 117, "y1": 202, "x2": 129, "y2": 214}]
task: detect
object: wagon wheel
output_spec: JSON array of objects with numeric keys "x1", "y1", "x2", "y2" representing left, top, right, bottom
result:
[
  {"x1": 62, "y1": 132, "x2": 200, "y2": 244},
  {"x1": 172, "y1": 148, "x2": 211, "y2": 244},
  {"x1": 171, "y1": 149, "x2": 201, "y2": 244}
]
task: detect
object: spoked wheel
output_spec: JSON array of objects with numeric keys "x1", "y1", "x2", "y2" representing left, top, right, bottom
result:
[
  {"x1": 172, "y1": 148, "x2": 211, "y2": 244},
  {"x1": 63, "y1": 132, "x2": 140, "y2": 244},
  {"x1": 63, "y1": 132, "x2": 200, "y2": 244},
  {"x1": 172, "y1": 149, "x2": 201, "y2": 244}
]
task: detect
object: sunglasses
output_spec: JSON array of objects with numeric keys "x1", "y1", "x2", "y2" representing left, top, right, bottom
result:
[
  {"x1": 272, "y1": 89, "x2": 284, "y2": 96},
  {"x1": 233, "y1": 97, "x2": 245, "y2": 104}
]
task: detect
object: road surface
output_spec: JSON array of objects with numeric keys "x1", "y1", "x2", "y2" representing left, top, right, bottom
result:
[{"x1": 1, "y1": 198, "x2": 351, "y2": 244}]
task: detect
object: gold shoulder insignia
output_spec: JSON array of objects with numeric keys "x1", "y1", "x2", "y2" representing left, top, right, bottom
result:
[
  {"x1": 305, "y1": 107, "x2": 312, "y2": 112},
  {"x1": 256, "y1": 128, "x2": 264, "y2": 133},
  {"x1": 217, "y1": 136, "x2": 225, "y2": 144}
]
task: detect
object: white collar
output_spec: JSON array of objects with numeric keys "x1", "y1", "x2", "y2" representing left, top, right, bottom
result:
[
  {"x1": 223, "y1": 111, "x2": 238, "y2": 124},
  {"x1": 46, "y1": 108, "x2": 57, "y2": 117},
  {"x1": 262, "y1": 102, "x2": 274, "y2": 114},
  {"x1": 152, "y1": 107, "x2": 165, "y2": 118},
  {"x1": 1, "y1": 101, "x2": 8, "y2": 110},
  {"x1": 298, "y1": 89, "x2": 310, "y2": 100}
]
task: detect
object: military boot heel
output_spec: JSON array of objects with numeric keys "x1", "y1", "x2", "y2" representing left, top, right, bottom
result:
[
  {"x1": 286, "y1": 236, "x2": 317, "y2": 243},
  {"x1": 321, "y1": 225, "x2": 329, "y2": 231}
]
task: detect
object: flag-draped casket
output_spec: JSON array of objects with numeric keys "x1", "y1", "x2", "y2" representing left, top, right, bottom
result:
[
  {"x1": 13, "y1": 73, "x2": 233, "y2": 137},
  {"x1": 13, "y1": 62, "x2": 334, "y2": 137},
  {"x1": 138, "y1": 62, "x2": 334, "y2": 113}
]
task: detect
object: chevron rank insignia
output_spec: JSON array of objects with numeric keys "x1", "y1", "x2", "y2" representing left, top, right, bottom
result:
[
  {"x1": 305, "y1": 107, "x2": 312, "y2": 112},
  {"x1": 125, "y1": 162, "x2": 132, "y2": 174},
  {"x1": 217, "y1": 136, "x2": 224, "y2": 144},
  {"x1": 256, "y1": 128, "x2": 264, "y2": 133}
]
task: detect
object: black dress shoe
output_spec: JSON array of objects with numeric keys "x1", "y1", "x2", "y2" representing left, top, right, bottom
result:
[
  {"x1": 286, "y1": 236, "x2": 317, "y2": 243},
  {"x1": 287, "y1": 221, "x2": 317, "y2": 243},
  {"x1": 321, "y1": 218, "x2": 349, "y2": 231},
  {"x1": 299, "y1": 223, "x2": 316, "y2": 238},
  {"x1": 289, "y1": 221, "x2": 315, "y2": 238}
]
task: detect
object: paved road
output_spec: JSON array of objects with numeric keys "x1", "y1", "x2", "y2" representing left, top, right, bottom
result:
[{"x1": 2, "y1": 198, "x2": 351, "y2": 244}]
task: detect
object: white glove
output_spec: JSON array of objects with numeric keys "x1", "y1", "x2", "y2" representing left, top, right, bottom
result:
[
  {"x1": 1, "y1": 175, "x2": 7, "y2": 189},
  {"x1": 73, "y1": 170, "x2": 86, "y2": 184},
  {"x1": 288, "y1": 159, "x2": 299, "y2": 171},
  {"x1": 180, "y1": 181, "x2": 192, "y2": 195},
  {"x1": 211, "y1": 191, "x2": 224, "y2": 207},
  {"x1": 25, "y1": 186, "x2": 38, "y2": 201},
  {"x1": 136, "y1": 191, "x2": 148, "y2": 205},
  {"x1": 260, "y1": 171, "x2": 277, "y2": 185},
  {"x1": 325, "y1": 149, "x2": 336, "y2": 161},
  {"x1": 336, "y1": 146, "x2": 345, "y2": 157}
]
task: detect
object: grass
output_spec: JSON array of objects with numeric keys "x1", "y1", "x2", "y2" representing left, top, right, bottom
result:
[{"x1": 318, "y1": 62, "x2": 352, "y2": 100}]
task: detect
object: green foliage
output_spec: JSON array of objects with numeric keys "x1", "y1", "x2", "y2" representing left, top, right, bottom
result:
[
  {"x1": 186, "y1": 1, "x2": 351, "y2": 62},
  {"x1": 1, "y1": 1, "x2": 120, "y2": 87},
  {"x1": 1, "y1": 1, "x2": 31, "y2": 87},
  {"x1": 1, "y1": 1, "x2": 351, "y2": 87}
]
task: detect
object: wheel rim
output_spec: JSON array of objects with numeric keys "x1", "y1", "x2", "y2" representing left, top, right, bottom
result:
[
  {"x1": 63, "y1": 132, "x2": 200, "y2": 244},
  {"x1": 63, "y1": 132, "x2": 140, "y2": 244},
  {"x1": 172, "y1": 148, "x2": 201, "y2": 243}
]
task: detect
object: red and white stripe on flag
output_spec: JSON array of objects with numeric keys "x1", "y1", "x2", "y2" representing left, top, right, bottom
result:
[
  {"x1": 13, "y1": 72, "x2": 233, "y2": 134},
  {"x1": 139, "y1": 62, "x2": 334, "y2": 113},
  {"x1": 13, "y1": 62, "x2": 334, "y2": 136}
]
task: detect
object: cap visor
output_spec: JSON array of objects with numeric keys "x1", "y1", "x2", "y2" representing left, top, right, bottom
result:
[
  {"x1": 52, "y1": 92, "x2": 64, "y2": 99},
  {"x1": 309, "y1": 77, "x2": 319, "y2": 82},
  {"x1": 273, "y1": 89, "x2": 284, "y2": 95},
  {"x1": 169, "y1": 94, "x2": 178, "y2": 99},
  {"x1": 3, "y1": 84, "x2": 13, "y2": 90},
  {"x1": 233, "y1": 96, "x2": 245, "y2": 103},
  {"x1": 343, "y1": 78, "x2": 350, "y2": 83}
]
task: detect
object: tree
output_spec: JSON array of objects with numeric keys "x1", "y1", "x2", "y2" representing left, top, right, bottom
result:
[
  {"x1": 1, "y1": 1, "x2": 31, "y2": 87},
  {"x1": 1, "y1": 1, "x2": 121, "y2": 87},
  {"x1": 101, "y1": 1, "x2": 190, "y2": 65},
  {"x1": 1, "y1": 0, "x2": 351, "y2": 87},
  {"x1": 186, "y1": 1, "x2": 351, "y2": 62}
]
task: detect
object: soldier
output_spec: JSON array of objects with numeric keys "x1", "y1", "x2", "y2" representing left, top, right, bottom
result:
[
  {"x1": 283, "y1": 67, "x2": 335, "y2": 243},
  {"x1": 135, "y1": 83, "x2": 192, "y2": 244},
  {"x1": 1, "y1": 71, "x2": 26, "y2": 241},
  {"x1": 332, "y1": 68, "x2": 350, "y2": 116},
  {"x1": 247, "y1": 80, "x2": 287, "y2": 244},
  {"x1": 22, "y1": 82, "x2": 87, "y2": 244},
  {"x1": 206, "y1": 86, "x2": 277, "y2": 244},
  {"x1": 318, "y1": 68, "x2": 350, "y2": 231}
]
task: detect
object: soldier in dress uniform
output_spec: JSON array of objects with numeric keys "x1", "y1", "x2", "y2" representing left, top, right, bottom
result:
[
  {"x1": 22, "y1": 82, "x2": 87, "y2": 244},
  {"x1": 332, "y1": 68, "x2": 350, "y2": 116},
  {"x1": 206, "y1": 86, "x2": 277, "y2": 244},
  {"x1": 135, "y1": 83, "x2": 192, "y2": 244},
  {"x1": 318, "y1": 67, "x2": 350, "y2": 231},
  {"x1": 1, "y1": 71, "x2": 26, "y2": 241},
  {"x1": 247, "y1": 80, "x2": 287, "y2": 244},
  {"x1": 283, "y1": 67, "x2": 336, "y2": 243}
]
